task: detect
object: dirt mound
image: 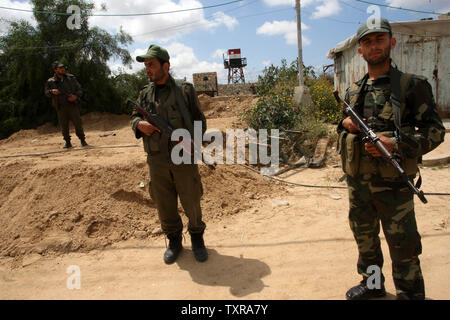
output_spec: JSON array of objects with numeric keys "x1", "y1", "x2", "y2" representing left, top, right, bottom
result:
[
  {"x1": 0, "y1": 155, "x2": 282, "y2": 258},
  {"x1": 199, "y1": 95, "x2": 258, "y2": 119},
  {"x1": 0, "y1": 104, "x2": 281, "y2": 260}
]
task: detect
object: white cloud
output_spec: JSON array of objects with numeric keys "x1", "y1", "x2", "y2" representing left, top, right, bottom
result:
[
  {"x1": 386, "y1": 0, "x2": 450, "y2": 13},
  {"x1": 89, "y1": 0, "x2": 238, "y2": 43},
  {"x1": 113, "y1": 42, "x2": 227, "y2": 83},
  {"x1": 0, "y1": 0, "x2": 35, "y2": 34},
  {"x1": 311, "y1": 0, "x2": 341, "y2": 19},
  {"x1": 211, "y1": 48, "x2": 226, "y2": 59},
  {"x1": 263, "y1": 0, "x2": 315, "y2": 7},
  {"x1": 256, "y1": 20, "x2": 311, "y2": 46},
  {"x1": 166, "y1": 42, "x2": 227, "y2": 82},
  {"x1": 0, "y1": 1, "x2": 237, "y2": 42},
  {"x1": 209, "y1": 11, "x2": 238, "y2": 30},
  {"x1": 263, "y1": 0, "x2": 341, "y2": 19},
  {"x1": 262, "y1": 60, "x2": 271, "y2": 66}
]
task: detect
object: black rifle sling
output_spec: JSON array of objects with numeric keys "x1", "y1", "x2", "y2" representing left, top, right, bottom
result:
[
  {"x1": 389, "y1": 66, "x2": 412, "y2": 138},
  {"x1": 353, "y1": 73, "x2": 369, "y2": 111},
  {"x1": 389, "y1": 67, "x2": 421, "y2": 188}
]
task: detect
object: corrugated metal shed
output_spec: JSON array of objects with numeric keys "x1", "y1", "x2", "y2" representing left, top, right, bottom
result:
[{"x1": 328, "y1": 18, "x2": 450, "y2": 117}]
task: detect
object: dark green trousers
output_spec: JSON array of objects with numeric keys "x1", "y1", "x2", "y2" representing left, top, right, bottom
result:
[
  {"x1": 147, "y1": 153, "x2": 206, "y2": 235},
  {"x1": 347, "y1": 174, "x2": 425, "y2": 299},
  {"x1": 57, "y1": 104, "x2": 85, "y2": 142}
]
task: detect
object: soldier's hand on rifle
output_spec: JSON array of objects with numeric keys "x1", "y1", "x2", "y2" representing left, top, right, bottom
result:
[
  {"x1": 137, "y1": 120, "x2": 161, "y2": 136},
  {"x1": 68, "y1": 94, "x2": 78, "y2": 102},
  {"x1": 342, "y1": 116, "x2": 360, "y2": 133},
  {"x1": 51, "y1": 89, "x2": 61, "y2": 95},
  {"x1": 365, "y1": 134, "x2": 394, "y2": 157}
]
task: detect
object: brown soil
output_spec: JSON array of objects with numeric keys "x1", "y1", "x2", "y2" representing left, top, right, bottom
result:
[{"x1": 0, "y1": 97, "x2": 449, "y2": 300}]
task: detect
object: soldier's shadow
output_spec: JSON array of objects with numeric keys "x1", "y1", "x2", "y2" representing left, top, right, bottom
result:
[{"x1": 176, "y1": 248, "x2": 271, "y2": 297}]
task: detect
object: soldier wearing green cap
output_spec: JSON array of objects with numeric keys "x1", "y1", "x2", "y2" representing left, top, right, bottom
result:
[
  {"x1": 45, "y1": 61, "x2": 88, "y2": 148},
  {"x1": 337, "y1": 18, "x2": 445, "y2": 300},
  {"x1": 130, "y1": 44, "x2": 208, "y2": 264}
]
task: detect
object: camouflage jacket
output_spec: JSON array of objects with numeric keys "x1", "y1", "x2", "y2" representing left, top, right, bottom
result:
[
  {"x1": 338, "y1": 68, "x2": 445, "y2": 158},
  {"x1": 44, "y1": 73, "x2": 83, "y2": 109},
  {"x1": 130, "y1": 76, "x2": 206, "y2": 155}
]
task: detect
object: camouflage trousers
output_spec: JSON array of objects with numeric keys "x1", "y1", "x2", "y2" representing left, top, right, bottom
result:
[{"x1": 347, "y1": 174, "x2": 425, "y2": 299}]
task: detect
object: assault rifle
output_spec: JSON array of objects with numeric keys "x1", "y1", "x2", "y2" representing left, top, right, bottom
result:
[
  {"x1": 127, "y1": 99, "x2": 215, "y2": 170},
  {"x1": 333, "y1": 91, "x2": 427, "y2": 204}
]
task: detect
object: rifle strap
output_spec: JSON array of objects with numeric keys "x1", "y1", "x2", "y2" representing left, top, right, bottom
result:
[
  {"x1": 415, "y1": 168, "x2": 423, "y2": 189},
  {"x1": 146, "y1": 78, "x2": 195, "y2": 138},
  {"x1": 389, "y1": 66, "x2": 412, "y2": 140},
  {"x1": 352, "y1": 74, "x2": 369, "y2": 111},
  {"x1": 173, "y1": 79, "x2": 194, "y2": 138}
]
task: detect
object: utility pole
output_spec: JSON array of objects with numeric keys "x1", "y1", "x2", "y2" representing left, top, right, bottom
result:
[
  {"x1": 293, "y1": 0, "x2": 312, "y2": 107},
  {"x1": 296, "y1": 0, "x2": 304, "y2": 86}
]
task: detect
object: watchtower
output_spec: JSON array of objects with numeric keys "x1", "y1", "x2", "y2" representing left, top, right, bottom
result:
[{"x1": 223, "y1": 48, "x2": 247, "y2": 84}]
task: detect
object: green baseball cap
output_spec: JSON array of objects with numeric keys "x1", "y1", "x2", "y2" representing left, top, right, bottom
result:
[
  {"x1": 136, "y1": 44, "x2": 170, "y2": 63},
  {"x1": 52, "y1": 60, "x2": 65, "y2": 69},
  {"x1": 357, "y1": 18, "x2": 392, "y2": 42}
]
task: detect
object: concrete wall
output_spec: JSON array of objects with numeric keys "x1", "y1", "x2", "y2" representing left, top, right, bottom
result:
[
  {"x1": 217, "y1": 83, "x2": 257, "y2": 96},
  {"x1": 193, "y1": 72, "x2": 218, "y2": 95}
]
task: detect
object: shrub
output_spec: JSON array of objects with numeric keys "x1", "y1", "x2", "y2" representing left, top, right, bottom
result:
[
  {"x1": 240, "y1": 88, "x2": 298, "y2": 130},
  {"x1": 310, "y1": 78, "x2": 341, "y2": 124}
]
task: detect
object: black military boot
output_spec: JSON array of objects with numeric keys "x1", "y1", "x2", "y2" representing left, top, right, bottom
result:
[
  {"x1": 63, "y1": 141, "x2": 72, "y2": 149},
  {"x1": 190, "y1": 232, "x2": 208, "y2": 262},
  {"x1": 163, "y1": 231, "x2": 183, "y2": 264},
  {"x1": 80, "y1": 139, "x2": 88, "y2": 147},
  {"x1": 346, "y1": 279, "x2": 386, "y2": 300}
]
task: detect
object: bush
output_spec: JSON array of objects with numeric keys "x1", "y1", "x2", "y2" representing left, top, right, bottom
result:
[
  {"x1": 310, "y1": 78, "x2": 341, "y2": 124},
  {"x1": 240, "y1": 88, "x2": 298, "y2": 130},
  {"x1": 240, "y1": 59, "x2": 336, "y2": 162},
  {"x1": 0, "y1": 117, "x2": 22, "y2": 140}
]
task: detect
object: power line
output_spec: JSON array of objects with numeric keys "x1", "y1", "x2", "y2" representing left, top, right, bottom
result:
[
  {"x1": 0, "y1": 0, "x2": 243, "y2": 17},
  {"x1": 3, "y1": 43, "x2": 83, "y2": 51},
  {"x1": 301, "y1": 7, "x2": 359, "y2": 24},
  {"x1": 352, "y1": 0, "x2": 446, "y2": 15},
  {"x1": 340, "y1": 0, "x2": 367, "y2": 13},
  {"x1": 131, "y1": 0, "x2": 288, "y2": 38}
]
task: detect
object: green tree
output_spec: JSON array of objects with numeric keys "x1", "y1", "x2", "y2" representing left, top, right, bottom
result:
[
  {"x1": 256, "y1": 59, "x2": 316, "y2": 96},
  {"x1": 0, "y1": 0, "x2": 133, "y2": 139}
]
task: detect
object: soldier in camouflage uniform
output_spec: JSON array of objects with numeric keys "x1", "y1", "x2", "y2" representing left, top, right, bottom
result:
[
  {"x1": 130, "y1": 45, "x2": 208, "y2": 264},
  {"x1": 337, "y1": 19, "x2": 445, "y2": 300},
  {"x1": 45, "y1": 61, "x2": 88, "y2": 148}
]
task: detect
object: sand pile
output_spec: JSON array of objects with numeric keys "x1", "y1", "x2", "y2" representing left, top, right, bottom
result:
[
  {"x1": 0, "y1": 114, "x2": 281, "y2": 257},
  {"x1": 199, "y1": 95, "x2": 258, "y2": 119}
]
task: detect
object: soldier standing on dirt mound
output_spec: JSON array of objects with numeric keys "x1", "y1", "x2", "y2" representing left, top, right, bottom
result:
[
  {"x1": 45, "y1": 61, "x2": 88, "y2": 149},
  {"x1": 337, "y1": 18, "x2": 445, "y2": 300},
  {"x1": 130, "y1": 45, "x2": 209, "y2": 264}
]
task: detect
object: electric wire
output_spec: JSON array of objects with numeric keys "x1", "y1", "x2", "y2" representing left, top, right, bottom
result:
[
  {"x1": 0, "y1": 0, "x2": 243, "y2": 17},
  {"x1": 352, "y1": 0, "x2": 446, "y2": 15},
  {"x1": 238, "y1": 163, "x2": 450, "y2": 196}
]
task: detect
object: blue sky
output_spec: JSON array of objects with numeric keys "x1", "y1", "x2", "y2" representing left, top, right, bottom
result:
[{"x1": 1, "y1": 0, "x2": 449, "y2": 83}]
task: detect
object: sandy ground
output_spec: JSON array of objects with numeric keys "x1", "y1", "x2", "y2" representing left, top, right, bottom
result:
[{"x1": 0, "y1": 98, "x2": 449, "y2": 300}]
